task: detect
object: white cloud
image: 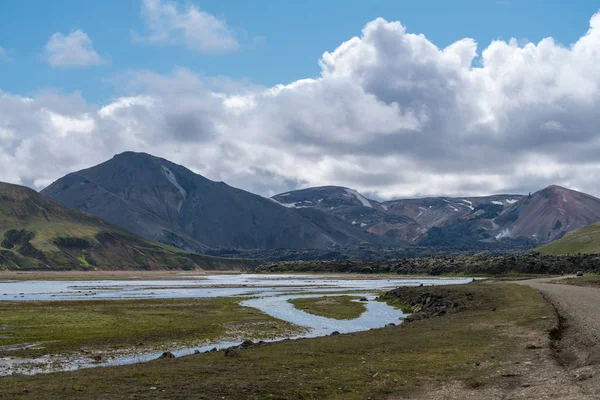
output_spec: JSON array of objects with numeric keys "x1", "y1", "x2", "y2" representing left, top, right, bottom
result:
[
  {"x1": 0, "y1": 47, "x2": 13, "y2": 62},
  {"x1": 44, "y1": 30, "x2": 105, "y2": 68},
  {"x1": 133, "y1": 0, "x2": 239, "y2": 53},
  {"x1": 4, "y1": 12, "x2": 600, "y2": 200}
]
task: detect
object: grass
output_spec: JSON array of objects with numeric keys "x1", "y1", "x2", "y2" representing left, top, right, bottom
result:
[
  {"x1": 538, "y1": 221, "x2": 600, "y2": 255},
  {"x1": 555, "y1": 275, "x2": 600, "y2": 288},
  {"x1": 0, "y1": 297, "x2": 302, "y2": 358},
  {"x1": 0, "y1": 282, "x2": 555, "y2": 399},
  {"x1": 288, "y1": 296, "x2": 367, "y2": 319}
]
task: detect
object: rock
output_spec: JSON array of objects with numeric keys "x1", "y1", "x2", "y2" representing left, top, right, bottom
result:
[
  {"x1": 240, "y1": 339, "x2": 254, "y2": 349},
  {"x1": 224, "y1": 348, "x2": 240, "y2": 357},
  {"x1": 525, "y1": 344, "x2": 542, "y2": 350},
  {"x1": 194, "y1": 349, "x2": 201, "y2": 354},
  {"x1": 331, "y1": 331, "x2": 341, "y2": 335},
  {"x1": 387, "y1": 323, "x2": 395, "y2": 327},
  {"x1": 210, "y1": 347, "x2": 218, "y2": 352},
  {"x1": 359, "y1": 297, "x2": 368, "y2": 302},
  {"x1": 158, "y1": 351, "x2": 175, "y2": 359},
  {"x1": 91, "y1": 355, "x2": 102, "y2": 362}
]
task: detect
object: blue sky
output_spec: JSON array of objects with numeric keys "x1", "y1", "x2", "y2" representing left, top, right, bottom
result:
[
  {"x1": 1, "y1": 0, "x2": 598, "y2": 103},
  {"x1": 2, "y1": 0, "x2": 600, "y2": 199}
]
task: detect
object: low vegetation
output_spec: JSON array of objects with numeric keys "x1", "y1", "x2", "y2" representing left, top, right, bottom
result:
[
  {"x1": 554, "y1": 275, "x2": 600, "y2": 288},
  {"x1": 0, "y1": 282, "x2": 555, "y2": 399},
  {"x1": 538, "y1": 221, "x2": 600, "y2": 255},
  {"x1": 0, "y1": 297, "x2": 301, "y2": 358},
  {"x1": 288, "y1": 296, "x2": 367, "y2": 319},
  {"x1": 256, "y1": 252, "x2": 600, "y2": 275}
]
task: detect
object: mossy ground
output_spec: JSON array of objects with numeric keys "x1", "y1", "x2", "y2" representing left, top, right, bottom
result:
[
  {"x1": 0, "y1": 282, "x2": 555, "y2": 399},
  {"x1": 288, "y1": 295, "x2": 367, "y2": 319},
  {"x1": 0, "y1": 297, "x2": 301, "y2": 358}
]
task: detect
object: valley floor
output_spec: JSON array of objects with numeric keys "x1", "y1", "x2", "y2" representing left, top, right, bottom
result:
[{"x1": 2, "y1": 280, "x2": 592, "y2": 399}]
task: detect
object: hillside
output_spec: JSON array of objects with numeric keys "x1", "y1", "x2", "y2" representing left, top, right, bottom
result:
[
  {"x1": 495, "y1": 185, "x2": 600, "y2": 242},
  {"x1": 538, "y1": 222, "x2": 600, "y2": 255},
  {"x1": 42, "y1": 152, "x2": 375, "y2": 251},
  {"x1": 273, "y1": 186, "x2": 524, "y2": 244},
  {"x1": 0, "y1": 182, "x2": 258, "y2": 271},
  {"x1": 274, "y1": 185, "x2": 600, "y2": 248}
]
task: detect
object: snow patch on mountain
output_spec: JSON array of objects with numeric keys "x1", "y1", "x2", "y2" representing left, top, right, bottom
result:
[
  {"x1": 345, "y1": 189, "x2": 372, "y2": 208},
  {"x1": 491, "y1": 201, "x2": 503, "y2": 205},
  {"x1": 161, "y1": 166, "x2": 187, "y2": 211},
  {"x1": 461, "y1": 200, "x2": 474, "y2": 210},
  {"x1": 495, "y1": 229, "x2": 513, "y2": 240},
  {"x1": 444, "y1": 199, "x2": 459, "y2": 212},
  {"x1": 161, "y1": 166, "x2": 186, "y2": 199},
  {"x1": 506, "y1": 199, "x2": 518, "y2": 204}
]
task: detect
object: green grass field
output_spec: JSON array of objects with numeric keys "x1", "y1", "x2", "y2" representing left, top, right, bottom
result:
[
  {"x1": 288, "y1": 295, "x2": 367, "y2": 319},
  {"x1": 0, "y1": 283, "x2": 555, "y2": 399},
  {"x1": 0, "y1": 297, "x2": 302, "y2": 358},
  {"x1": 539, "y1": 222, "x2": 600, "y2": 255}
]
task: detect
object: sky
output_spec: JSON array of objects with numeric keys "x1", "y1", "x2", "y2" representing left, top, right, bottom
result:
[{"x1": 1, "y1": 0, "x2": 600, "y2": 200}]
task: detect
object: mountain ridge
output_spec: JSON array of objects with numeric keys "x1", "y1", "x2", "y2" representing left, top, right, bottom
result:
[
  {"x1": 0, "y1": 181, "x2": 257, "y2": 271},
  {"x1": 43, "y1": 152, "x2": 374, "y2": 251}
]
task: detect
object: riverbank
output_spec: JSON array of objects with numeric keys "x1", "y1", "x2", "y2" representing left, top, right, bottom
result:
[
  {"x1": 1, "y1": 282, "x2": 568, "y2": 399},
  {"x1": 0, "y1": 296, "x2": 304, "y2": 375}
]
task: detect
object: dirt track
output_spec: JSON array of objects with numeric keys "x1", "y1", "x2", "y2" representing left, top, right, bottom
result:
[
  {"x1": 516, "y1": 277, "x2": 600, "y2": 397},
  {"x1": 417, "y1": 277, "x2": 600, "y2": 399}
]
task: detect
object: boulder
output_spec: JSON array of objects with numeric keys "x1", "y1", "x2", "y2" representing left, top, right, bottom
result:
[{"x1": 158, "y1": 351, "x2": 175, "y2": 359}]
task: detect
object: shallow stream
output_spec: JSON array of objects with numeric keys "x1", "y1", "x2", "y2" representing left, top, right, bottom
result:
[{"x1": 0, "y1": 274, "x2": 474, "y2": 376}]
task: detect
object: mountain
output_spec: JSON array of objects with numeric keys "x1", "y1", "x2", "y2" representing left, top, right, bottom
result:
[
  {"x1": 0, "y1": 182, "x2": 257, "y2": 271},
  {"x1": 273, "y1": 186, "x2": 523, "y2": 244},
  {"x1": 273, "y1": 185, "x2": 600, "y2": 247},
  {"x1": 42, "y1": 152, "x2": 374, "y2": 251},
  {"x1": 538, "y1": 222, "x2": 600, "y2": 255},
  {"x1": 495, "y1": 185, "x2": 600, "y2": 242}
]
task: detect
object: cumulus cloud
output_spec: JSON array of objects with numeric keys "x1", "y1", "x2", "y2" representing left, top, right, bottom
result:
[
  {"x1": 133, "y1": 0, "x2": 239, "y2": 53},
  {"x1": 44, "y1": 30, "x2": 105, "y2": 68},
  {"x1": 4, "y1": 12, "x2": 600, "y2": 199}
]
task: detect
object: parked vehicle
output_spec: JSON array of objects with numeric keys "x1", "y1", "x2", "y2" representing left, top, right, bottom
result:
[{"x1": 577, "y1": 271, "x2": 584, "y2": 277}]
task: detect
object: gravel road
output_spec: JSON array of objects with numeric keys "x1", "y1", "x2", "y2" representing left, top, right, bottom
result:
[{"x1": 517, "y1": 277, "x2": 600, "y2": 397}]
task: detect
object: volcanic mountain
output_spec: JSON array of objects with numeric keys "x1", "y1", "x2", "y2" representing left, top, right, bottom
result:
[
  {"x1": 273, "y1": 186, "x2": 523, "y2": 243},
  {"x1": 42, "y1": 152, "x2": 375, "y2": 251},
  {"x1": 273, "y1": 185, "x2": 600, "y2": 246},
  {"x1": 0, "y1": 182, "x2": 255, "y2": 270},
  {"x1": 493, "y1": 185, "x2": 600, "y2": 242}
]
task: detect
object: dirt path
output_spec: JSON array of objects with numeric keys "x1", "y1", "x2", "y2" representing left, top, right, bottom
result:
[{"x1": 515, "y1": 277, "x2": 600, "y2": 397}]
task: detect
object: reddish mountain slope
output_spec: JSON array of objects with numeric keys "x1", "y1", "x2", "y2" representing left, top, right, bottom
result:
[{"x1": 493, "y1": 185, "x2": 600, "y2": 241}]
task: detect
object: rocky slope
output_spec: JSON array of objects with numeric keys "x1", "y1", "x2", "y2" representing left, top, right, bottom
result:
[
  {"x1": 43, "y1": 152, "x2": 375, "y2": 251},
  {"x1": 494, "y1": 185, "x2": 600, "y2": 242},
  {"x1": 274, "y1": 186, "x2": 524, "y2": 244},
  {"x1": 273, "y1": 185, "x2": 600, "y2": 247},
  {"x1": 0, "y1": 182, "x2": 257, "y2": 270}
]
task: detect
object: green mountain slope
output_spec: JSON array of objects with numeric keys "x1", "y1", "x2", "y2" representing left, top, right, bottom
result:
[
  {"x1": 538, "y1": 222, "x2": 600, "y2": 255},
  {"x1": 0, "y1": 182, "x2": 259, "y2": 271}
]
